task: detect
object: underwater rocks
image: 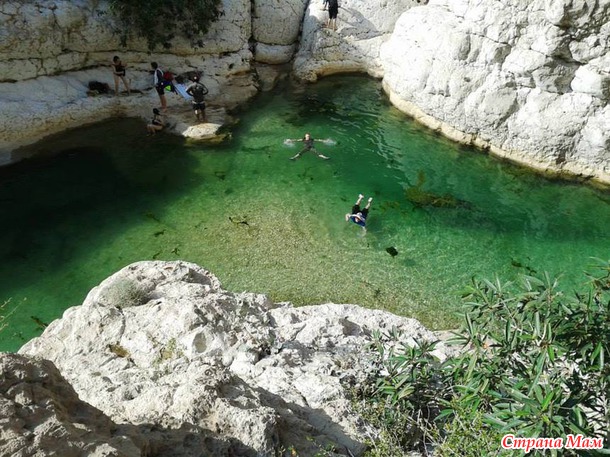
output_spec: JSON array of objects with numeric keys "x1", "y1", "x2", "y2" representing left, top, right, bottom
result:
[{"x1": 17, "y1": 260, "x2": 448, "y2": 456}]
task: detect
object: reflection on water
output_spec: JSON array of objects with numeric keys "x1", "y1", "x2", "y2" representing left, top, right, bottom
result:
[{"x1": 1, "y1": 75, "x2": 609, "y2": 351}]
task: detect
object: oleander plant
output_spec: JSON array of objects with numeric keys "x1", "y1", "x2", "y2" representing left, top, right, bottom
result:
[{"x1": 354, "y1": 259, "x2": 610, "y2": 456}]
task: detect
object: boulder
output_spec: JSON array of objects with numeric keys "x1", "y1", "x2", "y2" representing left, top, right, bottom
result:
[
  {"x1": 19, "y1": 260, "x2": 447, "y2": 456},
  {"x1": 0, "y1": 353, "x2": 145, "y2": 457}
]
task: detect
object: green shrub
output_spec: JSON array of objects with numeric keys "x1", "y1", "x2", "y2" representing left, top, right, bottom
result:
[
  {"x1": 355, "y1": 259, "x2": 610, "y2": 456},
  {"x1": 107, "y1": 0, "x2": 223, "y2": 50}
]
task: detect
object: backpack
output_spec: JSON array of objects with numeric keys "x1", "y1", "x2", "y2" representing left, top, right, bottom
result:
[
  {"x1": 189, "y1": 82, "x2": 209, "y2": 101},
  {"x1": 156, "y1": 68, "x2": 176, "y2": 92},
  {"x1": 155, "y1": 68, "x2": 164, "y2": 87}
]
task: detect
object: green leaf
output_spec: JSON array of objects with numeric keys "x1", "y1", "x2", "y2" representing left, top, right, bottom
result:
[{"x1": 541, "y1": 389, "x2": 554, "y2": 411}]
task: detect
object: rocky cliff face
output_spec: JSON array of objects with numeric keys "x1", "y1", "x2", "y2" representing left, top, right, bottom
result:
[
  {"x1": 0, "y1": 0, "x2": 608, "y2": 184},
  {"x1": 0, "y1": 0, "x2": 258, "y2": 163},
  {"x1": 13, "y1": 260, "x2": 446, "y2": 456},
  {"x1": 380, "y1": 0, "x2": 610, "y2": 184}
]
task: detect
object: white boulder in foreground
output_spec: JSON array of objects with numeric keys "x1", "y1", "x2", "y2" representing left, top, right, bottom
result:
[{"x1": 15, "y1": 260, "x2": 446, "y2": 456}]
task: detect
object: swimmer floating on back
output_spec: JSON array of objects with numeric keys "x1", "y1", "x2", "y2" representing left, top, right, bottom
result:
[
  {"x1": 288, "y1": 133, "x2": 330, "y2": 160},
  {"x1": 345, "y1": 194, "x2": 373, "y2": 232}
]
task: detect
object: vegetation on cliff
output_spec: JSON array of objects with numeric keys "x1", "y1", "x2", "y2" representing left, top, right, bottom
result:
[
  {"x1": 356, "y1": 259, "x2": 610, "y2": 456},
  {"x1": 108, "y1": 0, "x2": 223, "y2": 50}
]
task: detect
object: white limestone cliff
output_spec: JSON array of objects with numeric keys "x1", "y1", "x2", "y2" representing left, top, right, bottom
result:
[
  {"x1": 380, "y1": 0, "x2": 610, "y2": 184},
  {"x1": 293, "y1": 0, "x2": 421, "y2": 81},
  {"x1": 0, "y1": 0, "x2": 608, "y2": 185},
  {"x1": 15, "y1": 260, "x2": 446, "y2": 456}
]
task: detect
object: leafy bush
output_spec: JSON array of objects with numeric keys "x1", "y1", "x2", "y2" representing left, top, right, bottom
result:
[
  {"x1": 355, "y1": 259, "x2": 610, "y2": 456},
  {"x1": 108, "y1": 0, "x2": 223, "y2": 50}
]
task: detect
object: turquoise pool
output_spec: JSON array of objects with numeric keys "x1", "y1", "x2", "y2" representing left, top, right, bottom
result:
[{"x1": 1, "y1": 75, "x2": 609, "y2": 351}]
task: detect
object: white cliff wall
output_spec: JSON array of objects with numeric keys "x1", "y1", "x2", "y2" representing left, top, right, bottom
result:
[
  {"x1": 380, "y1": 0, "x2": 610, "y2": 184},
  {"x1": 0, "y1": 0, "x2": 608, "y2": 185},
  {"x1": 294, "y1": 0, "x2": 420, "y2": 81},
  {"x1": 0, "y1": 0, "x2": 258, "y2": 164}
]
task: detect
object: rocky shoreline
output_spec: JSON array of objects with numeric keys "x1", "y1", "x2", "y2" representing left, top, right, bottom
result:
[
  {"x1": 1, "y1": 0, "x2": 608, "y2": 185},
  {"x1": 2, "y1": 260, "x2": 450, "y2": 456}
]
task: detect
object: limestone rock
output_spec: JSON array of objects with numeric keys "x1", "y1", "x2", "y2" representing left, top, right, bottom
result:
[
  {"x1": 294, "y1": 0, "x2": 419, "y2": 81},
  {"x1": 19, "y1": 260, "x2": 447, "y2": 456},
  {"x1": 380, "y1": 0, "x2": 610, "y2": 184},
  {"x1": 0, "y1": 353, "x2": 144, "y2": 457},
  {"x1": 255, "y1": 43, "x2": 298, "y2": 65},
  {"x1": 252, "y1": 0, "x2": 307, "y2": 45}
]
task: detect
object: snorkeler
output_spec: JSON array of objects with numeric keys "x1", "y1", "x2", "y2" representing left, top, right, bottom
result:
[
  {"x1": 345, "y1": 194, "x2": 373, "y2": 231},
  {"x1": 288, "y1": 133, "x2": 330, "y2": 160}
]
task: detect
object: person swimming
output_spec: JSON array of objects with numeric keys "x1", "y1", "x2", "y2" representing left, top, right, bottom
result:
[
  {"x1": 288, "y1": 133, "x2": 330, "y2": 160},
  {"x1": 345, "y1": 194, "x2": 373, "y2": 231}
]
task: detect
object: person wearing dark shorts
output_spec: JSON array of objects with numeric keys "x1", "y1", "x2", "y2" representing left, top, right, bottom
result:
[
  {"x1": 146, "y1": 108, "x2": 164, "y2": 135},
  {"x1": 151, "y1": 62, "x2": 167, "y2": 112},
  {"x1": 327, "y1": 0, "x2": 339, "y2": 30},
  {"x1": 288, "y1": 133, "x2": 330, "y2": 160},
  {"x1": 186, "y1": 75, "x2": 209, "y2": 122},
  {"x1": 345, "y1": 194, "x2": 373, "y2": 231}
]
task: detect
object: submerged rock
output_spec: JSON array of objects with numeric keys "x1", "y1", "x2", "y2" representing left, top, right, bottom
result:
[
  {"x1": 16, "y1": 260, "x2": 448, "y2": 456},
  {"x1": 386, "y1": 246, "x2": 399, "y2": 257}
]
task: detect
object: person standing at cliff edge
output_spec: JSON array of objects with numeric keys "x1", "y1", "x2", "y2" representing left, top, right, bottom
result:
[
  {"x1": 111, "y1": 55, "x2": 130, "y2": 96},
  {"x1": 326, "y1": 0, "x2": 339, "y2": 30},
  {"x1": 150, "y1": 62, "x2": 167, "y2": 112},
  {"x1": 186, "y1": 75, "x2": 209, "y2": 122}
]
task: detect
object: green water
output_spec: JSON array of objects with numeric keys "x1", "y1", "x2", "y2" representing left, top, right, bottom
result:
[{"x1": 1, "y1": 75, "x2": 609, "y2": 352}]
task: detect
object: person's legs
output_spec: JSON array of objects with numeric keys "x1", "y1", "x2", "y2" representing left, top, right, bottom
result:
[
  {"x1": 113, "y1": 74, "x2": 120, "y2": 96},
  {"x1": 160, "y1": 94, "x2": 167, "y2": 111},
  {"x1": 329, "y1": 6, "x2": 338, "y2": 30},
  {"x1": 290, "y1": 147, "x2": 307, "y2": 160},
  {"x1": 364, "y1": 197, "x2": 373, "y2": 210},
  {"x1": 120, "y1": 75, "x2": 131, "y2": 95},
  {"x1": 313, "y1": 147, "x2": 330, "y2": 159}
]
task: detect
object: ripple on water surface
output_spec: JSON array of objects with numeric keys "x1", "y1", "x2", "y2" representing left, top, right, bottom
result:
[{"x1": 1, "y1": 75, "x2": 609, "y2": 351}]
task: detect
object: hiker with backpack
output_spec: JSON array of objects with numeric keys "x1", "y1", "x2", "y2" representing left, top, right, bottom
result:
[
  {"x1": 185, "y1": 75, "x2": 209, "y2": 122},
  {"x1": 150, "y1": 61, "x2": 169, "y2": 112}
]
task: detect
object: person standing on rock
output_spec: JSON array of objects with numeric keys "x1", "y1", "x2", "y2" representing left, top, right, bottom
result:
[
  {"x1": 111, "y1": 55, "x2": 130, "y2": 96},
  {"x1": 150, "y1": 62, "x2": 167, "y2": 112},
  {"x1": 185, "y1": 75, "x2": 209, "y2": 122},
  {"x1": 326, "y1": 0, "x2": 339, "y2": 30},
  {"x1": 288, "y1": 133, "x2": 330, "y2": 160}
]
